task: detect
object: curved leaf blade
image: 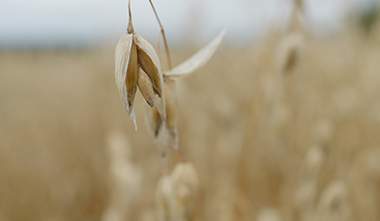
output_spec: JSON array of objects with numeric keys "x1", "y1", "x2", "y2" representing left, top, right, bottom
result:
[{"x1": 165, "y1": 28, "x2": 227, "y2": 78}]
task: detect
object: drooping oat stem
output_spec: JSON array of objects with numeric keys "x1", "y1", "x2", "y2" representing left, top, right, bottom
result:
[
  {"x1": 147, "y1": 0, "x2": 182, "y2": 172},
  {"x1": 148, "y1": 0, "x2": 173, "y2": 70}
]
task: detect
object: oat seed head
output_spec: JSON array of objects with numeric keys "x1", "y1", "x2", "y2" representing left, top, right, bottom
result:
[
  {"x1": 115, "y1": 3, "x2": 166, "y2": 130},
  {"x1": 170, "y1": 162, "x2": 199, "y2": 220}
]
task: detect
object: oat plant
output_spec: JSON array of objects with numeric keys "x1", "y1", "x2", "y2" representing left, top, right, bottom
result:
[
  {"x1": 115, "y1": 0, "x2": 226, "y2": 154},
  {"x1": 114, "y1": 0, "x2": 226, "y2": 220}
]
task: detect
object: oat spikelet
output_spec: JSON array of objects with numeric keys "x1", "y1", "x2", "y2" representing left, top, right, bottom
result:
[
  {"x1": 134, "y1": 34, "x2": 163, "y2": 97},
  {"x1": 134, "y1": 34, "x2": 166, "y2": 123},
  {"x1": 114, "y1": 5, "x2": 165, "y2": 130}
]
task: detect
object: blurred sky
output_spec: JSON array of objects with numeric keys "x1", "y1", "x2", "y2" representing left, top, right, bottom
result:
[{"x1": 0, "y1": 0, "x2": 378, "y2": 48}]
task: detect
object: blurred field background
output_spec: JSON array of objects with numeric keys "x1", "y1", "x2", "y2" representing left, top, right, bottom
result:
[{"x1": 1, "y1": 0, "x2": 380, "y2": 221}]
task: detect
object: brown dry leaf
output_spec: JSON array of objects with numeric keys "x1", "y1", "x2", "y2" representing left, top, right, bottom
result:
[{"x1": 165, "y1": 28, "x2": 227, "y2": 78}]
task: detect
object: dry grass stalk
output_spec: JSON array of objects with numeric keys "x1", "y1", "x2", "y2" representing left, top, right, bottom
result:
[
  {"x1": 231, "y1": 1, "x2": 308, "y2": 218},
  {"x1": 294, "y1": 0, "x2": 303, "y2": 9},
  {"x1": 277, "y1": 0, "x2": 305, "y2": 94}
]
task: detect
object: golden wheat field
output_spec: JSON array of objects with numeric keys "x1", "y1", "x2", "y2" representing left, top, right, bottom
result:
[{"x1": 1, "y1": 21, "x2": 380, "y2": 221}]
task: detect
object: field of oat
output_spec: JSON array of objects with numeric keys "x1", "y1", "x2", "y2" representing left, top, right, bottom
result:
[{"x1": 1, "y1": 15, "x2": 380, "y2": 221}]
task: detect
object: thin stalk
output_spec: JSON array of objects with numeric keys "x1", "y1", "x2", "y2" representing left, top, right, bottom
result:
[
  {"x1": 127, "y1": 0, "x2": 134, "y2": 33},
  {"x1": 148, "y1": 0, "x2": 173, "y2": 70},
  {"x1": 157, "y1": 30, "x2": 162, "y2": 57}
]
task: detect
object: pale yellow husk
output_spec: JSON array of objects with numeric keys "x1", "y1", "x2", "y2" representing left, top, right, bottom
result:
[
  {"x1": 115, "y1": 33, "x2": 138, "y2": 129},
  {"x1": 138, "y1": 68, "x2": 155, "y2": 107}
]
